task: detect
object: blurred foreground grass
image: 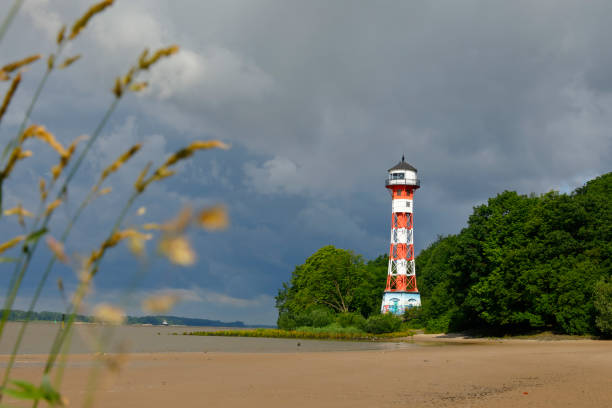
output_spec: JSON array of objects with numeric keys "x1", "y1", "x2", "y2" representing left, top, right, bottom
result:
[{"x1": 0, "y1": 1, "x2": 229, "y2": 406}]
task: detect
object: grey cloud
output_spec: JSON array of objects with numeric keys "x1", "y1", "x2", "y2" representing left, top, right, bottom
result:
[{"x1": 3, "y1": 1, "x2": 612, "y2": 325}]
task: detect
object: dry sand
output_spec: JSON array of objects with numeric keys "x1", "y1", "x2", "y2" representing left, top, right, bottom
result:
[{"x1": 1, "y1": 327, "x2": 611, "y2": 407}]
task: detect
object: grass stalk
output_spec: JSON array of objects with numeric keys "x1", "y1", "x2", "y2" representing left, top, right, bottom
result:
[
  {"x1": 0, "y1": 186, "x2": 103, "y2": 395},
  {"x1": 28, "y1": 191, "x2": 139, "y2": 408},
  {"x1": 0, "y1": 0, "x2": 24, "y2": 46},
  {"x1": 41, "y1": 191, "x2": 138, "y2": 377},
  {"x1": 1, "y1": 42, "x2": 65, "y2": 163},
  {"x1": 0, "y1": 97, "x2": 120, "y2": 347}
]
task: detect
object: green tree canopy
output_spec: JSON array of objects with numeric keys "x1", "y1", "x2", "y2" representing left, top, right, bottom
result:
[
  {"x1": 276, "y1": 246, "x2": 387, "y2": 325},
  {"x1": 416, "y1": 172, "x2": 611, "y2": 335}
]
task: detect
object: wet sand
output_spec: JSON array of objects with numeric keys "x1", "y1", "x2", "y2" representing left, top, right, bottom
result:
[{"x1": 1, "y1": 323, "x2": 611, "y2": 407}]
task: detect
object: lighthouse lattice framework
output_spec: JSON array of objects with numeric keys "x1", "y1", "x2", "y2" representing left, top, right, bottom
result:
[{"x1": 381, "y1": 156, "x2": 421, "y2": 315}]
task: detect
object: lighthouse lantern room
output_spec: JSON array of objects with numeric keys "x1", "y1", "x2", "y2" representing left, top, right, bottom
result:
[{"x1": 381, "y1": 156, "x2": 421, "y2": 315}]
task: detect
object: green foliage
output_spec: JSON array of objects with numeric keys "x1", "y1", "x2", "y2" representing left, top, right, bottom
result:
[
  {"x1": 402, "y1": 306, "x2": 425, "y2": 329},
  {"x1": 276, "y1": 173, "x2": 611, "y2": 336},
  {"x1": 276, "y1": 246, "x2": 387, "y2": 325},
  {"x1": 308, "y1": 308, "x2": 336, "y2": 328},
  {"x1": 3, "y1": 375, "x2": 62, "y2": 405},
  {"x1": 185, "y1": 327, "x2": 414, "y2": 341},
  {"x1": 416, "y1": 173, "x2": 612, "y2": 335},
  {"x1": 277, "y1": 313, "x2": 297, "y2": 330},
  {"x1": 363, "y1": 313, "x2": 402, "y2": 334},
  {"x1": 594, "y1": 278, "x2": 612, "y2": 336},
  {"x1": 336, "y1": 312, "x2": 366, "y2": 329}
]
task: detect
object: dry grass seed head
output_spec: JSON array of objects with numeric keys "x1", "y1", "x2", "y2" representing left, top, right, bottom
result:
[
  {"x1": 0, "y1": 72, "x2": 21, "y2": 122},
  {"x1": 57, "y1": 25, "x2": 66, "y2": 44},
  {"x1": 46, "y1": 236, "x2": 69, "y2": 264},
  {"x1": 4, "y1": 204, "x2": 33, "y2": 227},
  {"x1": 39, "y1": 178, "x2": 47, "y2": 201},
  {"x1": 85, "y1": 229, "x2": 134, "y2": 269},
  {"x1": 134, "y1": 162, "x2": 152, "y2": 193},
  {"x1": 159, "y1": 235, "x2": 195, "y2": 266},
  {"x1": 0, "y1": 235, "x2": 26, "y2": 254},
  {"x1": 98, "y1": 186, "x2": 112, "y2": 196},
  {"x1": 51, "y1": 135, "x2": 88, "y2": 180},
  {"x1": 58, "y1": 55, "x2": 81, "y2": 69},
  {"x1": 164, "y1": 140, "x2": 230, "y2": 167},
  {"x1": 198, "y1": 205, "x2": 229, "y2": 231},
  {"x1": 150, "y1": 167, "x2": 175, "y2": 184},
  {"x1": 0, "y1": 54, "x2": 42, "y2": 75},
  {"x1": 189, "y1": 140, "x2": 230, "y2": 151},
  {"x1": 137, "y1": 206, "x2": 146, "y2": 216},
  {"x1": 20, "y1": 125, "x2": 67, "y2": 157},
  {"x1": 138, "y1": 45, "x2": 179, "y2": 70},
  {"x1": 93, "y1": 303, "x2": 125, "y2": 325},
  {"x1": 69, "y1": 0, "x2": 114, "y2": 40},
  {"x1": 1, "y1": 147, "x2": 32, "y2": 179},
  {"x1": 142, "y1": 294, "x2": 179, "y2": 313},
  {"x1": 121, "y1": 229, "x2": 152, "y2": 257},
  {"x1": 129, "y1": 81, "x2": 148, "y2": 92},
  {"x1": 112, "y1": 77, "x2": 122, "y2": 98},
  {"x1": 101, "y1": 144, "x2": 141, "y2": 181},
  {"x1": 45, "y1": 198, "x2": 62, "y2": 217}
]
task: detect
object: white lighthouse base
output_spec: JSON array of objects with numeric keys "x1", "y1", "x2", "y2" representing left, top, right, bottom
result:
[{"x1": 381, "y1": 292, "x2": 421, "y2": 315}]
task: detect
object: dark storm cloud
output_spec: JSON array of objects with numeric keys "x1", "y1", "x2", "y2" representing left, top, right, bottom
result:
[{"x1": 1, "y1": 1, "x2": 611, "y2": 324}]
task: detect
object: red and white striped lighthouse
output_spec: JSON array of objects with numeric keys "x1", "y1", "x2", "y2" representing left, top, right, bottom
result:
[{"x1": 381, "y1": 156, "x2": 421, "y2": 315}]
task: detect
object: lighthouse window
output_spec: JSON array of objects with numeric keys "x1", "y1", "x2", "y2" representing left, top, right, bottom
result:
[{"x1": 391, "y1": 173, "x2": 404, "y2": 180}]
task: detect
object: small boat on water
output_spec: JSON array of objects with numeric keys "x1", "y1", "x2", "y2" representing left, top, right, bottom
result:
[{"x1": 161, "y1": 319, "x2": 169, "y2": 326}]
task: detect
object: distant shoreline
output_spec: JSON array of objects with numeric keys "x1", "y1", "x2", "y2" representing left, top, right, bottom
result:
[{"x1": 2, "y1": 309, "x2": 274, "y2": 328}]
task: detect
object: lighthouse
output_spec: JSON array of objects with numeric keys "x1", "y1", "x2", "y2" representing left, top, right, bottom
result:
[{"x1": 381, "y1": 156, "x2": 421, "y2": 315}]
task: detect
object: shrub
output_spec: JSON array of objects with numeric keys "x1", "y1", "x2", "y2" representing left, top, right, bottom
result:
[
  {"x1": 363, "y1": 313, "x2": 402, "y2": 334},
  {"x1": 594, "y1": 278, "x2": 612, "y2": 337},
  {"x1": 336, "y1": 312, "x2": 366, "y2": 329},
  {"x1": 403, "y1": 307, "x2": 424, "y2": 328},
  {"x1": 277, "y1": 313, "x2": 297, "y2": 330},
  {"x1": 309, "y1": 308, "x2": 335, "y2": 327},
  {"x1": 425, "y1": 312, "x2": 452, "y2": 334}
]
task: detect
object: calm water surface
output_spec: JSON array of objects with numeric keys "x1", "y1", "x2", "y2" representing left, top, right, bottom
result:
[{"x1": 0, "y1": 322, "x2": 419, "y2": 354}]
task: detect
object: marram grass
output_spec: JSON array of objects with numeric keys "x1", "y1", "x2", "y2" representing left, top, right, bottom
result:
[{"x1": 183, "y1": 328, "x2": 415, "y2": 341}]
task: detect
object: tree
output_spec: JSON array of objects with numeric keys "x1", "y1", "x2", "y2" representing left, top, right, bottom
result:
[
  {"x1": 276, "y1": 246, "x2": 366, "y2": 317},
  {"x1": 594, "y1": 278, "x2": 612, "y2": 336},
  {"x1": 414, "y1": 172, "x2": 611, "y2": 335},
  {"x1": 275, "y1": 245, "x2": 393, "y2": 329}
]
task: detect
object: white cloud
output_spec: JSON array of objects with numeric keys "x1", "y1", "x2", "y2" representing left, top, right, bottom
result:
[
  {"x1": 149, "y1": 46, "x2": 274, "y2": 105},
  {"x1": 243, "y1": 156, "x2": 300, "y2": 194},
  {"x1": 21, "y1": 0, "x2": 62, "y2": 40}
]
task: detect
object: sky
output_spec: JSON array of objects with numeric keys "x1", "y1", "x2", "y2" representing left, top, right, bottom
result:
[{"x1": 1, "y1": 0, "x2": 611, "y2": 325}]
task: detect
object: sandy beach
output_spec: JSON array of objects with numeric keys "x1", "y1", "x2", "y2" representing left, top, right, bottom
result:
[{"x1": 1, "y1": 324, "x2": 611, "y2": 407}]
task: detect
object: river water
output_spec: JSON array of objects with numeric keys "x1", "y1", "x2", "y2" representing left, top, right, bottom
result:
[{"x1": 0, "y1": 322, "x2": 419, "y2": 354}]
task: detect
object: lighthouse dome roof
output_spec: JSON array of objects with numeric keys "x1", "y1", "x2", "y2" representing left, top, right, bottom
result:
[{"x1": 388, "y1": 156, "x2": 417, "y2": 173}]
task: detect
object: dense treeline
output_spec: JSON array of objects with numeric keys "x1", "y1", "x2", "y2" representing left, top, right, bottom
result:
[
  {"x1": 415, "y1": 172, "x2": 611, "y2": 335},
  {"x1": 126, "y1": 315, "x2": 246, "y2": 327},
  {"x1": 2, "y1": 310, "x2": 91, "y2": 323},
  {"x1": 276, "y1": 173, "x2": 612, "y2": 336},
  {"x1": 3, "y1": 310, "x2": 246, "y2": 327}
]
